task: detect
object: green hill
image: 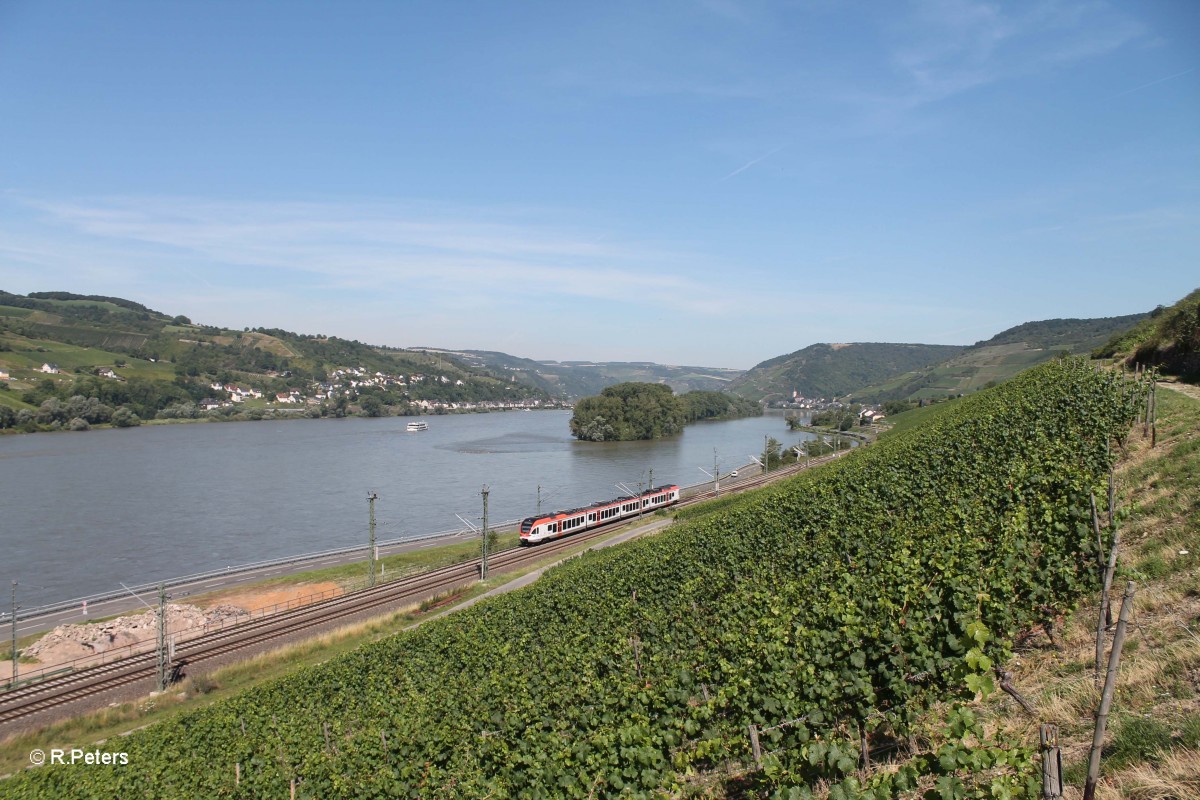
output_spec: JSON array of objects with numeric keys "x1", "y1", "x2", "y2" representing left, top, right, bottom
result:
[
  {"x1": 1, "y1": 359, "x2": 1146, "y2": 797},
  {"x1": 848, "y1": 313, "x2": 1148, "y2": 404},
  {"x1": 727, "y1": 342, "x2": 965, "y2": 401},
  {"x1": 0, "y1": 290, "x2": 552, "y2": 429},
  {"x1": 1093, "y1": 288, "x2": 1200, "y2": 380}
]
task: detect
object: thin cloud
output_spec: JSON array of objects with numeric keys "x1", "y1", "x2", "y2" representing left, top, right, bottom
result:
[
  {"x1": 845, "y1": 0, "x2": 1151, "y2": 131},
  {"x1": 719, "y1": 144, "x2": 788, "y2": 182},
  {"x1": 10, "y1": 195, "x2": 736, "y2": 316},
  {"x1": 1108, "y1": 66, "x2": 1196, "y2": 99}
]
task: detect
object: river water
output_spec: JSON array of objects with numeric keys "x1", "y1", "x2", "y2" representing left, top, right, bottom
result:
[{"x1": 0, "y1": 411, "x2": 817, "y2": 608}]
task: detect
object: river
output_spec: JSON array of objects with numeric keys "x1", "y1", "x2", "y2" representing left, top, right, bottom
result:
[{"x1": 0, "y1": 411, "x2": 816, "y2": 608}]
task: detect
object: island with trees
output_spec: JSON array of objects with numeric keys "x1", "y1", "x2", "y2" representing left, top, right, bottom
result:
[{"x1": 569, "y1": 382, "x2": 761, "y2": 441}]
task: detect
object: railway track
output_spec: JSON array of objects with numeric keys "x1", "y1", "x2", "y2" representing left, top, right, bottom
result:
[{"x1": 0, "y1": 449, "x2": 850, "y2": 729}]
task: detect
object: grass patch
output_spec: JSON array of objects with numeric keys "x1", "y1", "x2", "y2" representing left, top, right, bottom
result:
[
  {"x1": 972, "y1": 382, "x2": 1200, "y2": 796},
  {"x1": 801, "y1": 380, "x2": 1200, "y2": 799},
  {"x1": 877, "y1": 398, "x2": 958, "y2": 438},
  {"x1": 190, "y1": 532, "x2": 523, "y2": 600},
  {"x1": 1107, "y1": 715, "x2": 1200, "y2": 769}
]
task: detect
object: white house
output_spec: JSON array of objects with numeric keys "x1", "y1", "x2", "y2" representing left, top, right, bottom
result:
[{"x1": 40, "y1": 363, "x2": 60, "y2": 374}]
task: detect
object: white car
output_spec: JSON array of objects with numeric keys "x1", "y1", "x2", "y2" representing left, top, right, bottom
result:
[{"x1": 729, "y1": 470, "x2": 738, "y2": 478}]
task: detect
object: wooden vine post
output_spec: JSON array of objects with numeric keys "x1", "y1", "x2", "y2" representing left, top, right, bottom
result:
[
  {"x1": 1083, "y1": 581, "x2": 1136, "y2": 800},
  {"x1": 748, "y1": 723, "x2": 762, "y2": 766},
  {"x1": 1094, "y1": 485, "x2": 1120, "y2": 688},
  {"x1": 1040, "y1": 724, "x2": 1063, "y2": 799},
  {"x1": 1150, "y1": 380, "x2": 1157, "y2": 448}
]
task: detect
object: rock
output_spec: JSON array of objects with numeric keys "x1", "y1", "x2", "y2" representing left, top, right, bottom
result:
[{"x1": 24, "y1": 603, "x2": 255, "y2": 667}]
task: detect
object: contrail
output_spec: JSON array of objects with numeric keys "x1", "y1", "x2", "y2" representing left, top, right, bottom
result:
[
  {"x1": 1109, "y1": 67, "x2": 1196, "y2": 99},
  {"x1": 720, "y1": 144, "x2": 788, "y2": 182}
]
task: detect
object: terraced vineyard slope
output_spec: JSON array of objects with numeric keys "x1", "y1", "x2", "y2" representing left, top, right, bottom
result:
[{"x1": 3, "y1": 359, "x2": 1147, "y2": 798}]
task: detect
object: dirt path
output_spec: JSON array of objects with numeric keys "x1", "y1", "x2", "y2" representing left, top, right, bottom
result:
[
  {"x1": 192, "y1": 581, "x2": 344, "y2": 615},
  {"x1": 1159, "y1": 379, "x2": 1200, "y2": 402}
]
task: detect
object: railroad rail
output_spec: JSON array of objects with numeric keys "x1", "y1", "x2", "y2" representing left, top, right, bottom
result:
[{"x1": 0, "y1": 449, "x2": 850, "y2": 729}]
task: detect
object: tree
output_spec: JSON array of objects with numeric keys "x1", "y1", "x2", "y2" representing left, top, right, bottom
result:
[
  {"x1": 360, "y1": 395, "x2": 384, "y2": 417},
  {"x1": 764, "y1": 436, "x2": 784, "y2": 469},
  {"x1": 570, "y1": 383, "x2": 686, "y2": 441},
  {"x1": 882, "y1": 400, "x2": 915, "y2": 416},
  {"x1": 37, "y1": 397, "x2": 67, "y2": 425},
  {"x1": 577, "y1": 415, "x2": 617, "y2": 442},
  {"x1": 111, "y1": 407, "x2": 141, "y2": 427}
]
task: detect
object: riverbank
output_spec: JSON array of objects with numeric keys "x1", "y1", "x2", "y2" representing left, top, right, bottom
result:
[
  {"x1": 0, "y1": 402, "x2": 571, "y2": 436},
  {"x1": 0, "y1": 515, "x2": 671, "y2": 775},
  {"x1": 2, "y1": 407, "x2": 797, "y2": 616}
]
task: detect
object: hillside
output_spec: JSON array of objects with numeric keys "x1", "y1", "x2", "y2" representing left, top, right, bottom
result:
[
  {"x1": 727, "y1": 342, "x2": 964, "y2": 401},
  {"x1": 415, "y1": 347, "x2": 743, "y2": 400},
  {"x1": 0, "y1": 291, "x2": 554, "y2": 430},
  {"x1": 848, "y1": 313, "x2": 1148, "y2": 404},
  {"x1": 2, "y1": 359, "x2": 1147, "y2": 797},
  {"x1": 1094, "y1": 287, "x2": 1200, "y2": 380}
]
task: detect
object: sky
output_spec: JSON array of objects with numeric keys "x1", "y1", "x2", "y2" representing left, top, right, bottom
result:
[{"x1": 0, "y1": 1, "x2": 1197, "y2": 369}]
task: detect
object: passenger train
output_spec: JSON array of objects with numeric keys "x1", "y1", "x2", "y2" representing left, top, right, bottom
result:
[{"x1": 519, "y1": 484, "x2": 681, "y2": 544}]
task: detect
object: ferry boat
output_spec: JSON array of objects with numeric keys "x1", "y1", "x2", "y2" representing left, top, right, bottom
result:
[{"x1": 406, "y1": 421, "x2": 429, "y2": 432}]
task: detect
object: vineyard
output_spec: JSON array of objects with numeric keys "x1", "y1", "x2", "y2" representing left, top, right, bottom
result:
[{"x1": 4, "y1": 359, "x2": 1147, "y2": 798}]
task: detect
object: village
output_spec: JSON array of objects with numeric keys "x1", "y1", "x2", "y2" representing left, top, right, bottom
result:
[
  {"x1": 199, "y1": 365, "x2": 563, "y2": 414},
  {"x1": 8, "y1": 361, "x2": 564, "y2": 418}
]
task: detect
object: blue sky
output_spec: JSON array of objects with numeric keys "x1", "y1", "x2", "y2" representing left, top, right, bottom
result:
[{"x1": 1, "y1": 1, "x2": 1196, "y2": 369}]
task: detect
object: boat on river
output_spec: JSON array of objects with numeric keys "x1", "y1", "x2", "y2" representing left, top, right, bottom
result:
[{"x1": 406, "y1": 421, "x2": 429, "y2": 432}]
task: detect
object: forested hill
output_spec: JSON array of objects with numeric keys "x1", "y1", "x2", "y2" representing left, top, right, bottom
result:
[
  {"x1": 0, "y1": 290, "x2": 553, "y2": 430},
  {"x1": 974, "y1": 313, "x2": 1148, "y2": 352},
  {"x1": 848, "y1": 313, "x2": 1151, "y2": 404},
  {"x1": 1093, "y1": 287, "x2": 1200, "y2": 380},
  {"x1": 727, "y1": 342, "x2": 964, "y2": 401},
  {"x1": 730, "y1": 313, "x2": 1151, "y2": 405}
]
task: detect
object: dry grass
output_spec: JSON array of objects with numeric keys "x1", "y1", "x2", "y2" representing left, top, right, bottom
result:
[
  {"x1": 1083, "y1": 748, "x2": 1200, "y2": 800},
  {"x1": 801, "y1": 385, "x2": 1200, "y2": 799},
  {"x1": 981, "y1": 386, "x2": 1200, "y2": 796}
]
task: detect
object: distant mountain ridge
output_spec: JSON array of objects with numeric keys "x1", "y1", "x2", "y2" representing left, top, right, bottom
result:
[
  {"x1": 727, "y1": 342, "x2": 965, "y2": 401},
  {"x1": 846, "y1": 313, "x2": 1150, "y2": 403},
  {"x1": 0, "y1": 290, "x2": 1165, "y2": 420},
  {"x1": 973, "y1": 314, "x2": 1148, "y2": 352},
  {"x1": 414, "y1": 348, "x2": 742, "y2": 400}
]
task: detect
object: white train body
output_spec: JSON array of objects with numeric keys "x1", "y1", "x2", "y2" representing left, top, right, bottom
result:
[{"x1": 519, "y1": 485, "x2": 681, "y2": 544}]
